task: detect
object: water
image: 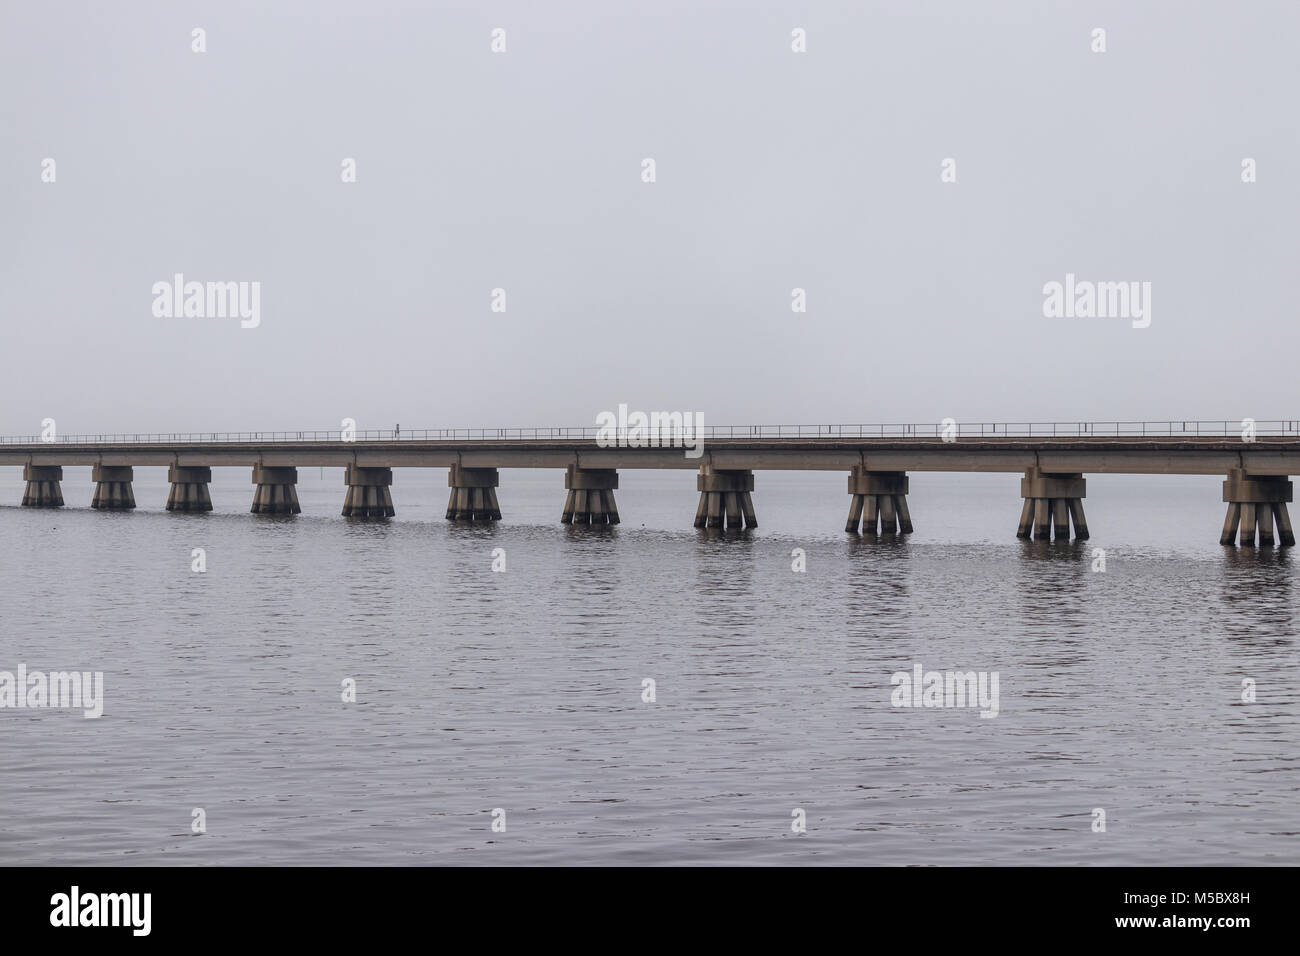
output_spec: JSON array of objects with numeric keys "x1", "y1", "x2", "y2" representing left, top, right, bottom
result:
[{"x1": 0, "y1": 467, "x2": 1296, "y2": 865}]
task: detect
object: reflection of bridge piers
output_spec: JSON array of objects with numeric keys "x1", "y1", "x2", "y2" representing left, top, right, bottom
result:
[{"x1": 3, "y1": 422, "x2": 1300, "y2": 546}]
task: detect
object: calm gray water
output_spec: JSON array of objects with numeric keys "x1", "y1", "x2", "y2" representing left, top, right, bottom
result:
[{"x1": 0, "y1": 467, "x2": 1296, "y2": 865}]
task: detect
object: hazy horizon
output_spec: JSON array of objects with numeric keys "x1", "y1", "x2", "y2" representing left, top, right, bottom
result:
[{"x1": 4, "y1": 0, "x2": 1298, "y2": 435}]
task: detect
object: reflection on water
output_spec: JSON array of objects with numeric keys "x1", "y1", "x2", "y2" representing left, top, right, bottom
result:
[
  {"x1": 0, "y1": 470, "x2": 1296, "y2": 865},
  {"x1": 1220, "y1": 548, "x2": 1295, "y2": 647}
]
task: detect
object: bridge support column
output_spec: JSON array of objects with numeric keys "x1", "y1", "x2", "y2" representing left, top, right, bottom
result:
[
  {"x1": 21, "y1": 464, "x2": 64, "y2": 508},
  {"x1": 694, "y1": 467, "x2": 755, "y2": 529},
  {"x1": 563, "y1": 466, "x2": 618, "y2": 525},
  {"x1": 343, "y1": 465, "x2": 394, "y2": 518},
  {"x1": 90, "y1": 465, "x2": 135, "y2": 510},
  {"x1": 1017, "y1": 467, "x2": 1087, "y2": 540},
  {"x1": 1221, "y1": 469, "x2": 1293, "y2": 547},
  {"x1": 251, "y1": 465, "x2": 300, "y2": 515},
  {"x1": 166, "y1": 465, "x2": 212, "y2": 512},
  {"x1": 846, "y1": 467, "x2": 912, "y2": 534},
  {"x1": 446, "y1": 464, "x2": 500, "y2": 521}
]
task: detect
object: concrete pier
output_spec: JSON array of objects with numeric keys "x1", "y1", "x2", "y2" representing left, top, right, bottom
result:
[
  {"x1": 562, "y1": 466, "x2": 618, "y2": 525},
  {"x1": 694, "y1": 466, "x2": 755, "y2": 529},
  {"x1": 251, "y1": 464, "x2": 301, "y2": 515},
  {"x1": 342, "y1": 465, "x2": 394, "y2": 518},
  {"x1": 21, "y1": 464, "x2": 63, "y2": 508},
  {"x1": 1221, "y1": 469, "x2": 1294, "y2": 547},
  {"x1": 1017, "y1": 466, "x2": 1087, "y2": 541},
  {"x1": 90, "y1": 464, "x2": 135, "y2": 510},
  {"x1": 846, "y1": 466, "x2": 912, "y2": 534},
  {"x1": 166, "y1": 465, "x2": 213, "y2": 512},
  {"x1": 446, "y1": 464, "x2": 500, "y2": 521}
]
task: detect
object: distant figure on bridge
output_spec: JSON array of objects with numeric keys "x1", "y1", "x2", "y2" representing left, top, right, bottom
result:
[{"x1": 394, "y1": 423, "x2": 400, "y2": 439}]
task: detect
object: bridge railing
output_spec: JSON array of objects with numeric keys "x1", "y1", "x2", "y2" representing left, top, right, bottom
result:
[{"x1": 2, "y1": 421, "x2": 1300, "y2": 444}]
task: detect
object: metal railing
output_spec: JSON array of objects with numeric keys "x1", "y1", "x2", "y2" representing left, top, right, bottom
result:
[{"x1": 2, "y1": 421, "x2": 1299, "y2": 444}]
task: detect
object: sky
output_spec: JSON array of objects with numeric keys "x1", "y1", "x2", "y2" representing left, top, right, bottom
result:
[{"x1": 3, "y1": 0, "x2": 1298, "y2": 437}]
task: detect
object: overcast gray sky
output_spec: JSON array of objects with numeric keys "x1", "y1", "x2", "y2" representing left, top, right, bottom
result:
[{"x1": 3, "y1": 0, "x2": 1297, "y2": 436}]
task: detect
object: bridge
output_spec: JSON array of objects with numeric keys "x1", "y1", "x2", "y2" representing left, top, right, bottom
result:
[{"x1": 4, "y1": 421, "x2": 1300, "y2": 545}]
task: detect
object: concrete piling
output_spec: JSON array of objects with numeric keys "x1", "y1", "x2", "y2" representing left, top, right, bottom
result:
[
  {"x1": 90, "y1": 464, "x2": 135, "y2": 510},
  {"x1": 1220, "y1": 469, "x2": 1293, "y2": 547},
  {"x1": 446, "y1": 464, "x2": 500, "y2": 521},
  {"x1": 1033, "y1": 498, "x2": 1051, "y2": 540},
  {"x1": 1219, "y1": 502, "x2": 1242, "y2": 546},
  {"x1": 863, "y1": 494, "x2": 879, "y2": 534},
  {"x1": 1018, "y1": 466, "x2": 1087, "y2": 541},
  {"x1": 846, "y1": 467, "x2": 911, "y2": 535},
  {"x1": 694, "y1": 466, "x2": 755, "y2": 529},
  {"x1": 895, "y1": 494, "x2": 913, "y2": 535},
  {"x1": 845, "y1": 492, "x2": 864, "y2": 533},
  {"x1": 562, "y1": 466, "x2": 618, "y2": 525},
  {"x1": 342, "y1": 465, "x2": 394, "y2": 518},
  {"x1": 1240, "y1": 503, "x2": 1258, "y2": 546},
  {"x1": 1052, "y1": 498, "x2": 1069, "y2": 540},
  {"x1": 1259, "y1": 504, "x2": 1276, "y2": 547},
  {"x1": 21, "y1": 464, "x2": 64, "y2": 507},
  {"x1": 724, "y1": 491, "x2": 742, "y2": 528},
  {"x1": 1015, "y1": 498, "x2": 1035, "y2": 538},
  {"x1": 251, "y1": 464, "x2": 301, "y2": 515},
  {"x1": 879, "y1": 493, "x2": 898, "y2": 534},
  {"x1": 1067, "y1": 498, "x2": 1089, "y2": 540},
  {"x1": 166, "y1": 465, "x2": 213, "y2": 512},
  {"x1": 1274, "y1": 501, "x2": 1295, "y2": 547}
]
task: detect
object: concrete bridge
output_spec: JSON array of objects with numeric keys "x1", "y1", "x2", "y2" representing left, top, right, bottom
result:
[{"x1": 4, "y1": 421, "x2": 1300, "y2": 545}]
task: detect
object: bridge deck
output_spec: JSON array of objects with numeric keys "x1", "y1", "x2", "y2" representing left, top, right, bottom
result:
[{"x1": 4, "y1": 436, "x2": 1300, "y2": 475}]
